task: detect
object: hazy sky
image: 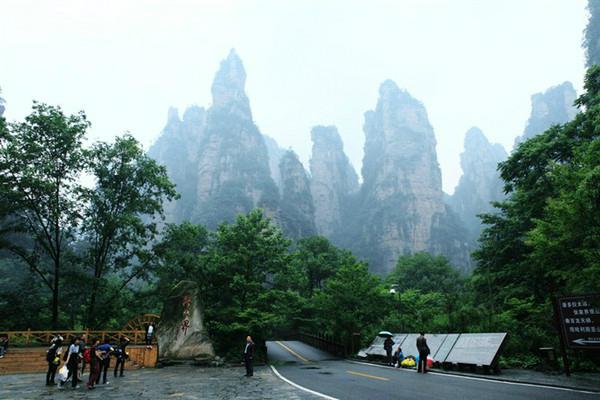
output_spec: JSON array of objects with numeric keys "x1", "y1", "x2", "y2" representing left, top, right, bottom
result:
[{"x1": 0, "y1": 0, "x2": 588, "y2": 193}]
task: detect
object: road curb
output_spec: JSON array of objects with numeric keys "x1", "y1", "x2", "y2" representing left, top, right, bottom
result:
[
  {"x1": 270, "y1": 365, "x2": 339, "y2": 400},
  {"x1": 347, "y1": 360, "x2": 600, "y2": 394}
]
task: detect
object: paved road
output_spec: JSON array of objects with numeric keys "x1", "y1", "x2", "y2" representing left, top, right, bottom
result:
[{"x1": 267, "y1": 341, "x2": 600, "y2": 400}]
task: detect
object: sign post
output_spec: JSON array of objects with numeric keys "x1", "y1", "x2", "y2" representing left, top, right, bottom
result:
[
  {"x1": 556, "y1": 293, "x2": 600, "y2": 377},
  {"x1": 557, "y1": 294, "x2": 600, "y2": 350}
]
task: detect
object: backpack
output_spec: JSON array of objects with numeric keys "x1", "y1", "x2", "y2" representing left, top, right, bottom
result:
[
  {"x1": 46, "y1": 344, "x2": 56, "y2": 362},
  {"x1": 83, "y1": 348, "x2": 91, "y2": 363}
]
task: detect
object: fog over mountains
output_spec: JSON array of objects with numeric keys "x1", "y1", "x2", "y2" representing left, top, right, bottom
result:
[{"x1": 148, "y1": 50, "x2": 577, "y2": 275}]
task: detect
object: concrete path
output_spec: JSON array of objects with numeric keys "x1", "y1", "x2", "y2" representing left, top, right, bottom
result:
[{"x1": 0, "y1": 364, "x2": 320, "y2": 400}]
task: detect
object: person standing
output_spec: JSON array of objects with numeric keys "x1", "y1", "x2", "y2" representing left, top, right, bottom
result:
[
  {"x1": 79, "y1": 334, "x2": 87, "y2": 375},
  {"x1": 114, "y1": 336, "x2": 130, "y2": 378},
  {"x1": 87, "y1": 339, "x2": 101, "y2": 390},
  {"x1": 0, "y1": 334, "x2": 8, "y2": 358},
  {"x1": 383, "y1": 336, "x2": 395, "y2": 366},
  {"x1": 95, "y1": 343, "x2": 113, "y2": 385},
  {"x1": 64, "y1": 337, "x2": 81, "y2": 388},
  {"x1": 145, "y1": 323, "x2": 155, "y2": 347},
  {"x1": 416, "y1": 332, "x2": 430, "y2": 373},
  {"x1": 45, "y1": 336, "x2": 62, "y2": 386},
  {"x1": 243, "y1": 336, "x2": 254, "y2": 377}
]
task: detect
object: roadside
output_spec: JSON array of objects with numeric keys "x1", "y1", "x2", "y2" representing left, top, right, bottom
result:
[
  {"x1": 348, "y1": 359, "x2": 600, "y2": 393},
  {"x1": 0, "y1": 364, "x2": 321, "y2": 400}
]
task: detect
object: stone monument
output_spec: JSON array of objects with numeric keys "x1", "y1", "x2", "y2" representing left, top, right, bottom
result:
[{"x1": 158, "y1": 281, "x2": 215, "y2": 361}]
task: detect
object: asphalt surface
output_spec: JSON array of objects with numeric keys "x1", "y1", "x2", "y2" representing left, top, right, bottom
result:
[{"x1": 267, "y1": 340, "x2": 600, "y2": 400}]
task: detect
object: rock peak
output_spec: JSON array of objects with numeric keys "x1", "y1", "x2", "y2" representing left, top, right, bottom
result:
[
  {"x1": 311, "y1": 125, "x2": 344, "y2": 149},
  {"x1": 211, "y1": 49, "x2": 248, "y2": 109},
  {"x1": 464, "y1": 127, "x2": 489, "y2": 149},
  {"x1": 515, "y1": 81, "x2": 577, "y2": 146},
  {"x1": 167, "y1": 107, "x2": 180, "y2": 123}
]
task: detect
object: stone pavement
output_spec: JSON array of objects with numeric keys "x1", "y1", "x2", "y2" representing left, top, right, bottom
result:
[{"x1": 0, "y1": 365, "x2": 320, "y2": 400}]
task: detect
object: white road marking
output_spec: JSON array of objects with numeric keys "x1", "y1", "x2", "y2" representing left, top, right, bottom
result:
[
  {"x1": 347, "y1": 360, "x2": 599, "y2": 395},
  {"x1": 270, "y1": 365, "x2": 339, "y2": 400}
]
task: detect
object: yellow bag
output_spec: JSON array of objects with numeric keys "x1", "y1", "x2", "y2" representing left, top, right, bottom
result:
[{"x1": 401, "y1": 358, "x2": 415, "y2": 367}]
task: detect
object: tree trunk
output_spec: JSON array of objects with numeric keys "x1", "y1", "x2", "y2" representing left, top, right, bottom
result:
[
  {"x1": 88, "y1": 279, "x2": 98, "y2": 329},
  {"x1": 52, "y1": 257, "x2": 59, "y2": 329}
]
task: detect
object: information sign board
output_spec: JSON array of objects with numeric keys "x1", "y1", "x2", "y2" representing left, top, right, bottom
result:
[
  {"x1": 444, "y1": 333, "x2": 507, "y2": 367},
  {"x1": 558, "y1": 294, "x2": 600, "y2": 350}
]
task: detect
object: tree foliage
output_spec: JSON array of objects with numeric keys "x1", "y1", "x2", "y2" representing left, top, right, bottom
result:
[
  {"x1": 472, "y1": 66, "x2": 600, "y2": 359},
  {"x1": 0, "y1": 103, "x2": 89, "y2": 327}
]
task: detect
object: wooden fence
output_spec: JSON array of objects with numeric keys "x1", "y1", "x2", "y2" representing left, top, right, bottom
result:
[{"x1": 0, "y1": 329, "x2": 149, "y2": 347}]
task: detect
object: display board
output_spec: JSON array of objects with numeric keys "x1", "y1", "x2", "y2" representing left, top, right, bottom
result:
[
  {"x1": 558, "y1": 294, "x2": 600, "y2": 350},
  {"x1": 399, "y1": 333, "x2": 448, "y2": 361},
  {"x1": 432, "y1": 333, "x2": 459, "y2": 362},
  {"x1": 360, "y1": 334, "x2": 407, "y2": 357},
  {"x1": 444, "y1": 333, "x2": 507, "y2": 366}
]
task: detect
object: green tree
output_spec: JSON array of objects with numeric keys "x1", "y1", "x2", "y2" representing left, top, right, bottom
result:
[
  {"x1": 202, "y1": 209, "x2": 291, "y2": 357},
  {"x1": 82, "y1": 134, "x2": 177, "y2": 327},
  {"x1": 314, "y1": 257, "x2": 385, "y2": 347},
  {"x1": 0, "y1": 103, "x2": 89, "y2": 328},
  {"x1": 153, "y1": 222, "x2": 211, "y2": 297},
  {"x1": 386, "y1": 253, "x2": 464, "y2": 331},
  {"x1": 472, "y1": 66, "x2": 600, "y2": 358},
  {"x1": 288, "y1": 236, "x2": 344, "y2": 296}
]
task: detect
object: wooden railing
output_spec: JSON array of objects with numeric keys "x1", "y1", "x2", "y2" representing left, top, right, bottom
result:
[{"x1": 0, "y1": 329, "x2": 149, "y2": 347}]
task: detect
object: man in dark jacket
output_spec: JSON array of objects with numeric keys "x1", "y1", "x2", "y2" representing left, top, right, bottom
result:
[
  {"x1": 46, "y1": 337, "x2": 62, "y2": 386},
  {"x1": 243, "y1": 336, "x2": 255, "y2": 377},
  {"x1": 114, "y1": 336, "x2": 130, "y2": 377},
  {"x1": 383, "y1": 336, "x2": 395, "y2": 366},
  {"x1": 416, "y1": 332, "x2": 430, "y2": 373}
]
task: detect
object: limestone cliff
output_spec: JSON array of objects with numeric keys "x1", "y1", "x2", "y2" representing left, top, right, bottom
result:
[
  {"x1": 148, "y1": 50, "x2": 280, "y2": 228},
  {"x1": 344, "y1": 80, "x2": 470, "y2": 274},
  {"x1": 193, "y1": 50, "x2": 279, "y2": 227},
  {"x1": 279, "y1": 150, "x2": 317, "y2": 238},
  {"x1": 264, "y1": 135, "x2": 286, "y2": 190},
  {"x1": 309, "y1": 125, "x2": 358, "y2": 237},
  {"x1": 148, "y1": 106, "x2": 206, "y2": 223},
  {"x1": 449, "y1": 127, "x2": 507, "y2": 245},
  {"x1": 514, "y1": 82, "x2": 577, "y2": 147}
]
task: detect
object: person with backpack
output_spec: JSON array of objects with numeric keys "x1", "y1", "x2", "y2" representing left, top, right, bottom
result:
[
  {"x1": 96, "y1": 342, "x2": 114, "y2": 385},
  {"x1": 87, "y1": 338, "x2": 101, "y2": 390},
  {"x1": 79, "y1": 333, "x2": 87, "y2": 375},
  {"x1": 61, "y1": 336, "x2": 82, "y2": 389},
  {"x1": 114, "y1": 336, "x2": 130, "y2": 378},
  {"x1": 416, "y1": 332, "x2": 431, "y2": 373},
  {"x1": 46, "y1": 336, "x2": 63, "y2": 386}
]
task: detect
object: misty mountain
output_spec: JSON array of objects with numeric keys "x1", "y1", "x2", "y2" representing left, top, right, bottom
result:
[
  {"x1": 449, "y1": 127, "x2": 507, "y2": 245},
  {"x1": 309, "y1": 125, "x2": 359, "y2": 238},
  {"x1": 148, "y1": 50, "x2": 279, "y2": 230},
  {"x1": 513, "y1": 82, "x2": 577, "y2": 148},
  {"x1": 337, "y1": 80, "x2": 471, "y2": 274},
  {"x1": 151, "y1": 51, "x2": 588, "y2": 275}
]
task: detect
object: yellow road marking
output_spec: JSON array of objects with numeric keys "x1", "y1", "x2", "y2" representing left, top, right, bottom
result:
[
  {"x1": 346, "y1": 370, "x2": 389, "y2": 381},
  {"x1": 275, "y1": 341, "x2": 311, "y2": 363}
]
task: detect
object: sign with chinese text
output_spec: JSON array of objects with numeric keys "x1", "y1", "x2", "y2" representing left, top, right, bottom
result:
[{"x1": 558, "y1": 294, "x2": 600, "y2": 350}]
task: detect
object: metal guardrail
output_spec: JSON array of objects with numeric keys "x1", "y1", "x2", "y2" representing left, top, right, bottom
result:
[
  {"x1": 0, "y1": 329, "x2": 149, "y2": 346},
  {"x1": 298, "y1": 331, "x2": 346, "y2": 357}
]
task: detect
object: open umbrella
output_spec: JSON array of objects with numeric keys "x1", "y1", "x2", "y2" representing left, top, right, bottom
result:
[{"x1": 378, "y1": 331, "x2": 393, "y2": 337}]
